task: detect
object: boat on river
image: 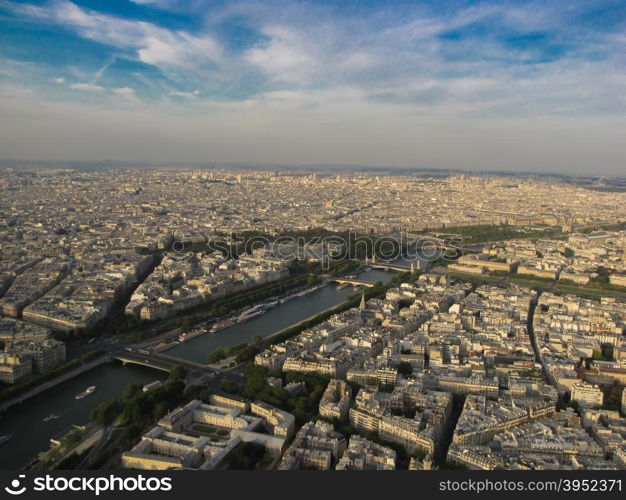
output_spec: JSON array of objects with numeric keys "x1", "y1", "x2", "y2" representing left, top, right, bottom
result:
[
  {"x1": 178, "y1": 328, "x2": 207, "y2": 342},
  {"x1": 0, "y1": 434, "x2": 13, "y2": 446},
  {"x1": 210, "y1": 320, "x2": 234, "y2": 333},
  {"x1": 75, "y1": 386, "x2": 96, "y2": 400}
]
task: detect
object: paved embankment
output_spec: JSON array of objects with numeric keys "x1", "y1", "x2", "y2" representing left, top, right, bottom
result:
[{"x1": 0, "y1": 355, "x2": 111, "y2": 412}]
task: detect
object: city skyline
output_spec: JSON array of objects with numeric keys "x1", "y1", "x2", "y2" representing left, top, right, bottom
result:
[{"x1": 1, "y1": 0, "x2": 625, "y2": 174}]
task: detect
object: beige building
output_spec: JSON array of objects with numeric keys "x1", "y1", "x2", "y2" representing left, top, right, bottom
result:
[
  {"x1": 379, "y1": 415, "x2": 435, "y2": 455},
  {"x1": 429, "y1": 374, "x2": 499, "y2": 398},
  {"x1": 158, "y1": 399, "x2": 260, "y2": 433},
  {"x1": 336, "y1": 435, "x2": 396, "y2": 470},
  {"x1": 457, "y1": 254, "x2": 518, "y2": 274},
  {"x1": 349, "y1": 407, "x2": 381, "y2": 434},
  {"x1": 282, "y1": 356, "x2": 342, "y2": 378},
  {"x1": 0, "y1": 352, "x2": 32, "y2": 384},
  {"x1": 5, "y1": 338, "x2": 65, "y2": 373},
  {"x1": 609, "y1": 274, "x2": 626, "y2": 287},
  {"x1": 571, "y1": 381, "x2": 604, "y2": 408},
  {"x1": 319, "y1": 379, "x2": 352, "y2": 422},
  {"x1": 250, "y1": 401, "x2": 295, "y2": 439},
  {"x1": 121, "y1": 426, "x2": 240, "y2": 470},
  {"x1": 517, "y1": 264, "x2": 558, "y2": 280},
  {"x1": 277, "y1": 420, "x2": 346, "y2": 470}
]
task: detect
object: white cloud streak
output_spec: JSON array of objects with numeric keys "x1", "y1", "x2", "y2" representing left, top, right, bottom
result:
[{"x1": 4, "y1": 0, "x2": 220, "y2": 70}]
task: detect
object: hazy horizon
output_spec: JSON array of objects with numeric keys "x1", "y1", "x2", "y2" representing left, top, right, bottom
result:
[
  {"x1": 1, "y1": 0, "x2": 625, "y2": 175},
  {"x1": 1, "y1": 158, "x2": 625, "y2": 180}
]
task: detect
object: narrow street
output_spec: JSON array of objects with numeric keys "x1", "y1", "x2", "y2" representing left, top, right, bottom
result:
[
  {"x1": 526, "y1": 290, "x2": 556, "y2": 387},
  {"x1": 433, "y1": 394, "x2": 466, "y2": 467}
]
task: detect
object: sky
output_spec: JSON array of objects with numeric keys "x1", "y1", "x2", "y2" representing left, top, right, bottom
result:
[{"x1": 0, "y1": 0, "x2": 625, "y2": 175}]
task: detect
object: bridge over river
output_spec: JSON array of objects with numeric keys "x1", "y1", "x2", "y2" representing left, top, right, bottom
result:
[
  {"x1": 330, "y1": 278, "x2": 377, "y2": 288},
  {"x1": 112, "y1": 350, "x2": 218, "y2": 378},
  {"x1": 368, "y1": 263, "x2": 413, "y2": 272}
]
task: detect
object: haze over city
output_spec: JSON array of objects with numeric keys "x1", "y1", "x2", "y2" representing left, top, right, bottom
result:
[{"x1": 1, "y1": 0, "x2": 625, "y2": 174}]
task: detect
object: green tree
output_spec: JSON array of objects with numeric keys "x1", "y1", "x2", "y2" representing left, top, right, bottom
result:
[
  {"x1": 207, "y1": 347, "x2": 226, "y2": 363},
  {"x1": 123, "y1": 383, "x2": 143, "y2": 400},
  {"x1": 90, "y1": 399, "x2": 121, "y2": 426},
  {"x1": 220, "y1": 380, "x2": 240, "y2": 394},
  {"x1": 600, "y1": 343, "x2": 614, "y2": 361},
  {"x1": 153, "y1": 401, "x2": 169, "y2": 420},
  {"x1": 169, "y1": 365, "x2": 186, "y2": 381},
  {"x1": 397, "y1": 362, "x2": 413, "y2": 376}
]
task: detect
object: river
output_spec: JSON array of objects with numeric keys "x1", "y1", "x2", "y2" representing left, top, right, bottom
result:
[
  {"x1": 0, "y1": 361, "x2": 167, "y2": 469},
  {"x1": 167, "y1": 268, "x2": 397, "y2": 362},
  {"x1": 0, "y1": 267, "x2": 403, "y2": 470}
]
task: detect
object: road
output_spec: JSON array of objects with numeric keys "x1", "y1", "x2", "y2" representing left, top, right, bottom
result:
[
  {"x1": 76, "y1": 426, "x2": 110, "y2": 469},
  {"x1": 527, "y1": 291, "x2": 550, "y2": 382},
  {"x1": 110, "y1": 348, "x2": 245, "y2": 386},
  {"x1": 525, "y1": 269, "x2": 562, "y2": 389}
]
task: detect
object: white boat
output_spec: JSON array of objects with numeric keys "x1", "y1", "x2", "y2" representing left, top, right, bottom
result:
[
  {"x1": 210, "y1": 320, "x2": 234, "y2": 332},
  {"x1": 178, "y1": 328, "x2": 207, "y2": 342},
  {"x1": 237, "y1": 309, "x2": 265, "y2": 323},
  {"x1": 75, "y1": 386, "x2": 96, "y2": 400},
  {"x1": 143, "y1": 380, "x2": 162, "y2": 392},
  {"x1": 153, "y1": 341, "x2": 179, "y2": 352},
  {"x1": 43, "y1": 413, "x2": 60, "y2": 422},
  {"x1": 0, "y1": 434, "x2": 13, "y2": 446},
  {"x1": 263, "y1": 300, "x2": 279, "y2": 309}
]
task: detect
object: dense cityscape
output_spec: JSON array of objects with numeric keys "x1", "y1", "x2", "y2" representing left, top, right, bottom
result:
[
  {"x1": 1, "y1": 2, "x2": 626, "y2": 494},
  {"x1": 1, "y1": 167, "x2": 626, "y2": 471}
]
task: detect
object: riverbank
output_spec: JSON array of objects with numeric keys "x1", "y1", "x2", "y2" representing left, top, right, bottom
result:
[
  {"x1": 0, "y1": 355, "x2": 111, "y2": 413},
  {"x1": 207, "y1": 274, "x2": 402, "y2": 368},
  {"x1": 168, "y1": 268, "x2": 397, "y2": 364},
  {"x1": 118, "y1": 272, "x2": 320, "y2": 343},
  {"x1": 220, "y1": 273, "x2": 419, "y2": 369},
  {"x1": 263, "y1": 284, "x2": 386, "y2": 348},
  {"x1": 0, "y1": 361, "x2": 167, "y2": 470},
  {"x1": 138, "y1": 281, "x2": 331, "y2": 352}
]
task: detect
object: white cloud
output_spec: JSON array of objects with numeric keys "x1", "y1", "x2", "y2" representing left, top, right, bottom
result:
[
  {"x1": 69, "y1": 82, "x2": 106, "y2": 92},
  {"x1": 4, "y1": 0, "x2": 623, "y2": 119},
  {"x1": 245, "y1": 26, "x2": 317, "y2": 83},
  {"x1": 4, "y1": 0, "x2": 220, "y2": 71},
  {"x1": 67, "y1": 82, "x2": 139, "y2": 103},
  {"x1": 112, "y1": 86, "x2": 135, "y2": 96},
  {"x1": 138, "y1": 32, "x2": 219, "y2": 69},
  {"x1": 169, "y1": 90, "x2": 200, "y2": 99}
]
